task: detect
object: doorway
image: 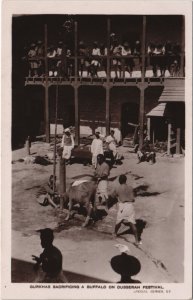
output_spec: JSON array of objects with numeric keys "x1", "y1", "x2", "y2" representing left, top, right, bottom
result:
[{"x1": 121, "y1": 102, "x2": 139, "y2": 138}]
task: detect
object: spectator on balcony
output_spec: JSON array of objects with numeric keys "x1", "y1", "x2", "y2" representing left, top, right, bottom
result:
[
  {"x1": 35, "y1": 40, "x2": 44, "y2": 76},
  {"x1": 133, "y1": 40, "x2": 142, "y2": 72},
  {"x1": 122, "y1": 42, "x2": 134, "y2": 77},
  {"x1": 170, "y1": 60, "x2": 180, "y2": 77},
  {"x1": 165, "y1": 40, "x2": 173, "y2": 76},
  {"x1": 66, "y1": 48, "x2": 73, "y2": 77},
  {"x1": 90, "y1": 41, "x2": 101, "y2": 77},
  {"x1": 147, "y1": 42, "x2": 158, "y2": 77},
  {"x1": 78, "y1": 41, "x2": 91, "y2": 77},
  {"x1": 172, "y1": 42, "x2": 181, "y2": 73},
  {"x1": 100, "y1": 43, "x2": 107, "y2": 75},
  {"x1": 111, "y1": 40, "x2": 123, "y2": 79},
  {"x1": 47, "y1": 45, "x2": 57, "y2": 76},
  {"x1": 36, "y1": 40, "x2": 44, "y2": 56},
  {"x1": 28, "y1": 43, "x2": 39, "y2": 77},
  {"x1": 55, "y1": 41, "x2": 63, "y2": 77},
  {"x1": 155, "y1": 43, "x2": 165, "y2": 77}
]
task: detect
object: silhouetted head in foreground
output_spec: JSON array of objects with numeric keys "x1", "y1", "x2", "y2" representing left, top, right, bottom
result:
[
  {"x1": 38, "y1": 228, "x2": 54, "y2": 249},
  {"x1": 111, "y1": 253, "x2": 141, "y2": 283}
]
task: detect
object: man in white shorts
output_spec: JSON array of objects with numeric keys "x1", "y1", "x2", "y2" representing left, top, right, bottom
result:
[{"x1": 111, "y1": 174, "x2": 141, "y2": 246}]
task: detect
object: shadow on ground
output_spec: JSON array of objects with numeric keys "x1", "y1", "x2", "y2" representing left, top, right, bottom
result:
[
  {"x1": 134, "y1": 185, "x2": 161, "y2": 197},
  {"x1": 12, "y1": 258, "x2": 109, "y2": 283},
  {"x1": 118, "y1": 219, "x2": 147, "y2": 241}
]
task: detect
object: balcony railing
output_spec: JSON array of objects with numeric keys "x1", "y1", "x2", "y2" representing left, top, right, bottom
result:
[{"x1": 25, "y1": 53, "x2": 185, "y2": 81}]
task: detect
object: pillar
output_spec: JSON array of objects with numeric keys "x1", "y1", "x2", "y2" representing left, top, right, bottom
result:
[
  {"x1": 44, "y1": 24, "x2": 50, "y2": 143},
  {"x1": 139, "y1": 15, "x2": 146, "y2": 149},
  {"x1": 59, "y1": 157, "x2": 66, "y2": 209},
  {"x1": 74, "y1": 85, "x2": 79, "y2": 145},
  {"x1": 139, "y1": 87, "x2": 145, "y2": 148},
  {"x1": 105, "y1": 87, "x2": 110, "y2": 136},
  {"x1": 147, "y1": 117, "x2": 151, "y2": 141},
  {"x1": 176, "y1": 128, "x2": 181, "y2": 154},
  {"x1": 105, "y1": 16, "x2": 111, "y2": 136},
  {"x1": 74, "y1": 20, "x2": 79, "y2": 145},
  {"x1": 45, "y1": 84, "x2": 50, "y2": 143},
  {"x1": 167, "y1": 122, "x2": 172, "y2": 155},
  {"x1": 180, "y1": 15, "x2": 185, "y2": 77}
]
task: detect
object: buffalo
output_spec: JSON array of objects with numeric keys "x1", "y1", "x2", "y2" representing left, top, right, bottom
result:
[{"x1": 63, "y1": 178, "x2": 98, "y2": 227}]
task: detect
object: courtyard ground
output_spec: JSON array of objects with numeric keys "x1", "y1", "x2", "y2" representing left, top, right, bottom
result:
[{"x1": 11, "y1": 142, "x2": 184, "y2": 283}]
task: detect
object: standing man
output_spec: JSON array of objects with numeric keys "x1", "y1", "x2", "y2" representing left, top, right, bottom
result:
[
  {"x1": 61, "y1": 128, "x2": 75, "y2": 165},
  {"x1": 90, "y1": 132, "x2": 104, "y2": 169},
  {"x1": 105, "y1": 130, "x2": 118, "y2": 160},
  {"x1": 111, "y1": 175, "x2": 141, "y2": 246},
  {"x1": 95, "y1": 154, "x2": 110, "y2": 206}
]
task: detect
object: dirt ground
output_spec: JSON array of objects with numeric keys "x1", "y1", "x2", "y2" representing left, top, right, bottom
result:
[{"x1": 11, "y1": 142, "x2": 184, "y2": 283}]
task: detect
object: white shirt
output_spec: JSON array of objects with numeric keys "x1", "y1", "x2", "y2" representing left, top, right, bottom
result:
[
  {"x1": 91, "y1": 138, "x2": 103, "y2": 156},
  {"x1": 92, "y1": 48, "x2": 101, "y2": 56}
]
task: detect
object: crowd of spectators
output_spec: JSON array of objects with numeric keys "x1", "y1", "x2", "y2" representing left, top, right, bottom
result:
[{"x1": 25, "y1": 33, "x2": 183, "y2": 79}]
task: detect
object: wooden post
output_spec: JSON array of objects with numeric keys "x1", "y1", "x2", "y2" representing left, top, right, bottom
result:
[
  {"x1": 44, "y1": 24, "x2": 50, "y2": 143},
  {"x1": 153, "y1": 129, "x2": 155, "y2": 145},
  {"x1": 139, "y1": 15, "x2": 146, "y2": 149},
  {"x1": 147, "y1": 117, "x2": 151, "y2": 141},
  {"x1": 59, "y1": 157, "x2": 66, "y2": 209},
  {"x1": 53, "y1": 83, "x2": 58, "y2": 192},
  {"x1": 180, "y1": 15, "x2": 185, "y2": 77},
  {"x1": 106, "y1": 87, "x2": 110, "y2": 136},
  {"x1": 25, "y1": 136, "x2": 31, "y2": 155},
  {"x1": 74, "y1": 86, "x2": 79, "y2": 145},
  {"x1": 139, "y1": 86, "x2": 145, "y2": 148},
  {"x1": 106, "y1": 16, "x2": 111, "y2": 136},
  {"x1": 167, "y1": 122, "x2": 171, "y2": 155},
  {"x1": 74, "y1": 20, "x2": 79, "y2": 145},
  {"x1": 176, "y1": 127, "x2": 181, "y2": 154}
]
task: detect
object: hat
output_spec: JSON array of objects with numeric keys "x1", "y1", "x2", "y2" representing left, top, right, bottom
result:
[
  {"x1": 37, "y1": 40, "x2": 43, "y2": 44},
  {"x1": 31, "y1": 43, "x2": 36, "y2": 47},
  {"x1": 64, "y1": 128, "x2": 70, "y2": 133},
  {"x1": 110, "y1": 253, "x2": 141, "y2": 276},
  {"x1": 58, "y1": 41, "x2": 63, "y2": 45}
]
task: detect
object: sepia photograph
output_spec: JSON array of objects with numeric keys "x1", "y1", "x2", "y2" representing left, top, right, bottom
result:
[{"x1": 1, "y1": 1, "x2": 192, "y2": 299}]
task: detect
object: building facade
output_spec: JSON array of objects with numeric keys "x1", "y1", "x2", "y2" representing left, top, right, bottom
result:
[{"x1": 12, "y1": 15, "x2": 185, "y2": 153}]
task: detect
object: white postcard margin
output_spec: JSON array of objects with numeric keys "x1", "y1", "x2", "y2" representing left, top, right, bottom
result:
[{"x1": 1, "y1": 0, "x2": 192, "y2": 299}]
